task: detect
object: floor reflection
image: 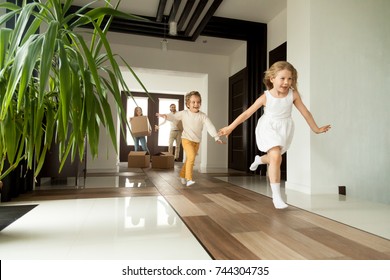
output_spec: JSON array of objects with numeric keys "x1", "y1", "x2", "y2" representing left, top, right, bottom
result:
[
  {"x1": 36, "y1": 173, "x2": 151, "y2": 189},
  {"x1": 0, "y1": 195, "x2": 210, "y2": 259},
  {"x1": 124, "y1": 196, "x2": 179, "y2": 233}
]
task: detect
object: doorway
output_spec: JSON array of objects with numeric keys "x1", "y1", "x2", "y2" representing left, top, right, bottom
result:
[
  {"x1": 269, "y1": 42, "x2": 287, "y2": 180},
  {"x1": 227, "y1": 68, "x2": 248, "y2": 171},
  {"x1": 119, "y1": 92, "x2": 185, "y2": 162}
]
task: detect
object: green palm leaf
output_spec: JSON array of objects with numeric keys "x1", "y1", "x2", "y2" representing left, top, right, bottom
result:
[{"x1": 0, "y1": 0, "x2": 150, "y2": 180}]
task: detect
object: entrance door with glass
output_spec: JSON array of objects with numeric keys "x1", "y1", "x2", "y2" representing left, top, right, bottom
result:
[{"x1": 119, "y1": 92, "x2": 185, "y2": 162}]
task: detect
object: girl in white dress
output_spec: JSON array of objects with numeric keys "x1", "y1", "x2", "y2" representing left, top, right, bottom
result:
[{"x1": 219, "y1": 61, "x2": 331, "y2": 209}]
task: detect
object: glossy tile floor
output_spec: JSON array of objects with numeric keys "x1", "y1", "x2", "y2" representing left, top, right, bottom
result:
[
  {"x1": 0, "y1": 166, "x2": 212, "y2": 260},
  {"x1": 1, "y1": 163, "x2": 389, "y2": 260},
  {"x1": 0, "y1": 195, "x2": 211, "y2": 259}
]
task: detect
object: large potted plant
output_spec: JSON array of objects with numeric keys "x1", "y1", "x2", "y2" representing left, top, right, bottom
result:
[{"x1": 0, "y1": 0, "x2": 147, "y2": 186}]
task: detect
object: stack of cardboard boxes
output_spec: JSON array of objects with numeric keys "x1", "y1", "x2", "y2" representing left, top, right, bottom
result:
[
  {"x1": 127, "y1": 116, "x2": 174, "y2": 169},
  {"x1": 128, "y1": 116, "x2": 151, "y2": 168},
  {"x1": 128, "y1": 151, "x2": 174, "y2": 169}
]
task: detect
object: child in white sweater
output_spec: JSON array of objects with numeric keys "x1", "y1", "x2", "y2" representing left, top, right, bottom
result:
[{"x1": 156, "y1": 91, "x2": 224, "y2": 187}]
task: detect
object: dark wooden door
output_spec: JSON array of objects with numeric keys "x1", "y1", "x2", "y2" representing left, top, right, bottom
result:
[
  {"x1": 119, "y1": 92, "x2": 184, "y2": 162},
  {"x1": 269, "y1": 42, "x2": 287, "y2": 180},
  {"x1": 228, "y1": 68, "x2": 248, "y2": 171}
]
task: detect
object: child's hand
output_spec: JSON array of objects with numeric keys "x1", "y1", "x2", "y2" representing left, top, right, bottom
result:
[
  {"x1": 218, "y1": 126, "x2": 232, "y2": 137},
  {"x1": 216, "y1": 139, "x2": 226, "y2": 144},
  {"x1": 156, "y1": 113, "x2": 167, "y2": 119},
  {"x1": 316, "y1": 124, "x2": 331, "y2": 134}
]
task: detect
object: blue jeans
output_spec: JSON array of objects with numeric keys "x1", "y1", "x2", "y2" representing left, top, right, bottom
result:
[{"x1": 134, "y1": 136, "x2": 149, "y2": 153}]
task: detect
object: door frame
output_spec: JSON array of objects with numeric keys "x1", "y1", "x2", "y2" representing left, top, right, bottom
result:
[
  {"x1": 119, "y1": 92, "x2": 184, "y2": 162},
  {"x1": 227, "y1": 68, "x2": 248, "y2": 171},
  {"x1": 269, "y1": 42, "x2": 287, "y2": 180}
]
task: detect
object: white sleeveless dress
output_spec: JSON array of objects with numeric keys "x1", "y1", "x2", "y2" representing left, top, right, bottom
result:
[{"x1": 255, "y1": 89, "x2": 294, "y2": 154}]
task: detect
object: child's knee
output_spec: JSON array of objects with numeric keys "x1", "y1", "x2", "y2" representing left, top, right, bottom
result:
[{"x1": 268, "y1": 147, "x2": 282, "y2": 163}]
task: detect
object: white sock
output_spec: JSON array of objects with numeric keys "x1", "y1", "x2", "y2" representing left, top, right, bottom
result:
[
  {"x1": 249, "y1": 155, "x2": 264, "y2": 171},
  {"x1": 270, "y1": 183, "x2": 288, "y2": 209}
]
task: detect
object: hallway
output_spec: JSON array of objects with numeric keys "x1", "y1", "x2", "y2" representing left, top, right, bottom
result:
[{"x1": 1, "y1": 163, "x2": 390, "y2": 260}]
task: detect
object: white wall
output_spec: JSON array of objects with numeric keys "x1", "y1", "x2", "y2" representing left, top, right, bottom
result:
[
  {"x1": 286, "y1": 0, "x2": 390, "y2": 204},
  {"x1": 268, "y1": 2, "x2": 314, "y2": 194},
  {"x1": 286, "y1": 0, "x2": 313, "y2": 194},
  {"x1": 310, "y1": 0, "x2": 390, "y2": 203},
  {"x1": 229, "y1": 42, "x2": 247, "y2": 76},
  {"x1": 267, "y1": 8, "x2": 287, "y2": 63}
]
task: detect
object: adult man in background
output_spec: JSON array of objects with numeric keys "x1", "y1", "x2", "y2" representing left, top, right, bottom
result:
[{"x1": 155, "y1": 104, "x2": 183, "y2": 161}]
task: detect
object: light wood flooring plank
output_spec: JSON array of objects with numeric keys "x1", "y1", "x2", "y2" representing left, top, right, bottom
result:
[
  {"x1": 299, "y1": 227, "x2": 390, "y2": 259},
  {"x1": 164, "y1": 195, "x2": 207, "y2": 217},
  {"x1": 232, "y1": 231, "x2": 306, "y2": 260},
  {"x1": 292, "y1": 211, "x2": 390, "y2": 253},
  {"x1": 183, "y1": 216, "x2": 259, "y2": 260},
  {"x1": 178, "y1": 188, "x2": 216, "y2": 204},
  {"x1": 203, "y1": 193, "x2": 257, "y2": 214},
  {"x1": 196, "y1": 203, "x2": 266, "y2": 232}
]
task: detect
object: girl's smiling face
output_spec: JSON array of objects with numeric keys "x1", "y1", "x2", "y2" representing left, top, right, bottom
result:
[
  {"x1": 187, "y1": 95, "x2": 201, "y2": 113},
  {"x1": 271, "y1": 69, "x2": 293, "y2": 95}
]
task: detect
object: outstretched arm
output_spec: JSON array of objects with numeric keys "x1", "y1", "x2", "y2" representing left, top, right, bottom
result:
[
  {"x1": 204, "y1": 117, "x2": 226, "y2": 144},
  {"x1": 156, "y1": 113, "x2": 167, "y2": 119},
  {"x1": 293, "y1": 91, "x2": 331, "y2": 134},
  {"x1": 219, "y1": 94, "x2": 265, "y2": 137},
  {"x1": 155, "y1": 113, "x2": 168, "y2": 132},
  {"x1": 155, "y1": 118, "x2": 167, "y2": 131}
]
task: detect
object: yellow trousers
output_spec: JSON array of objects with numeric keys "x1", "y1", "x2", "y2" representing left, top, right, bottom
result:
[{"x1": 180, "y1": 138, "x2": 200, "y2": 181}]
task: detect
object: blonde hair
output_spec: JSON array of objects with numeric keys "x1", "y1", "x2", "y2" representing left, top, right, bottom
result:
[
  {"x1": 263, "y1": 61, "x2": 298, "y2": 91},
  {"x1": 185, "y1": 91, "x2": 202, "y2": 109}
]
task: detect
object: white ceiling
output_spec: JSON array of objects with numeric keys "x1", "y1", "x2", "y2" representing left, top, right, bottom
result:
[{"x1": 71, "y1": 0, "x2": 287, "y2": 55}]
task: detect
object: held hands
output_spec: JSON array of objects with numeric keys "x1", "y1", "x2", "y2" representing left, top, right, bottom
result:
[
  {"x1": 315, "y1": 124, "x2": 331, "y2": 134},
  {"x1": 218, "y1": 126, "x2": 233, "y2": 137}
]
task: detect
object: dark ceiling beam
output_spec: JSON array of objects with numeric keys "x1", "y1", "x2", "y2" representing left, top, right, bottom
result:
[
  {"x1": 184, "y1": 0, "x2": 208, "y2": 37},
  {"x1": 191, "y1": 0, "x2": 223, "y2": 41},
  {"x1": 177, "y1": 0, "x2": 195, "y2": 31},
  {"x1": 169, "y1": 0, "x2": 181, "y2": 23},
  {"x1": 202, "y1": 16, "x2": 266, "y2": 40},
  {"x1": 66, "y1": 2, "x2": 265, "y2": 42},
  {"x1": 156, "y1": 0, "x2": 167, "y2": 22}
]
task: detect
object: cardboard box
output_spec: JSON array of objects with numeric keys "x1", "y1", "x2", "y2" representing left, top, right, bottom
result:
[
  {"x1": 130, "y1": 116, "x2": 151, "y2": 137},
  {"x1": 152, "y1": 152, "x2": 174, "y2": 169},
  {"x1": 128, "y1": 151, "x2": 150, "y2": 168}
]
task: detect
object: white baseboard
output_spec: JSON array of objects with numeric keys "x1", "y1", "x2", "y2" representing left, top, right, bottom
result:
[
  {"x1": 199, "y1": 166, "x2": 228, "y2": 173},
  {"x1": 285, "y1": 181, "x2": 312, "y2": 194}
]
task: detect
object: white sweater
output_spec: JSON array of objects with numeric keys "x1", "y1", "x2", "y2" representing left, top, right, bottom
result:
[{"x1": 166, "y1": 110, "x2": 220, "y2": 143}]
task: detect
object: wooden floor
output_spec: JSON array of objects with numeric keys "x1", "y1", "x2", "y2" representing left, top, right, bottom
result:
[{"x1": 11, "y1": 166, "x2": 390, "y2": 260}]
